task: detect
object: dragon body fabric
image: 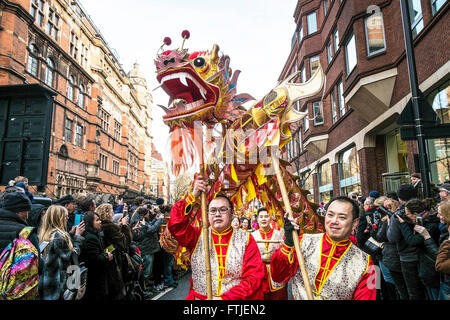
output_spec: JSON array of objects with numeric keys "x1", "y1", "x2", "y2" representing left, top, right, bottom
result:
[{"x1": 155, "y1": 34, "x2": 325, "y2": 268}]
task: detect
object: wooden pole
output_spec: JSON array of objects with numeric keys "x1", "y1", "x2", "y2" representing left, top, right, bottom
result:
[
  {"x1": 271, "y1": 154, "x2": 314, "y2": 300},
  {"x1": 198, "y1": 125, "x2": 213, "y2": 300}
]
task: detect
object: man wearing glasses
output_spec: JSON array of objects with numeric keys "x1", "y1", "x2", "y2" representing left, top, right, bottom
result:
[{"x1": 167, "y1": 175, "x2": 266, "y2": 300}]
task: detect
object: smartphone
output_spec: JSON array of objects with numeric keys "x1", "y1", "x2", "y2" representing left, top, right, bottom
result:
[
  {"x1": 122, "y1": 209, "x2": 128, "y2": 218},
  {"x1": 105, "y1": 244, "x2": 115, "y2": 253},
  {"x1": 74, "y1": 213, "x2": 84, "y2": 226}
]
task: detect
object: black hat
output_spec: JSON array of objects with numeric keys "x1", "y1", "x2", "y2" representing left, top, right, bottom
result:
[
  {"x1": 54, "y1": 194, "x2": 76, "y2": 206},
  {"x1": 439, "y1": 183, "x2": 450, "y2": 193},
  {"x1": 3, "y1": 192, "x2": 32, "y2": 213},
  {"x1": 397, "y1": 184, "x2": 417, "y2": 201}
]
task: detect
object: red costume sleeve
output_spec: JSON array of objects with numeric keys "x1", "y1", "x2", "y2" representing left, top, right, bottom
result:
[
  {"x1": 352, "y1": 256, "x2": 377, "y2": 300},
  {"x1": 167, "y1": 196, "x2": 201, "y2": 252},
  {"x1": 221, "y1": 235, "x2": 266, "y2": 300},
  {"x1": 270, "y1": 236, "x2": 303, "y2": 284}
]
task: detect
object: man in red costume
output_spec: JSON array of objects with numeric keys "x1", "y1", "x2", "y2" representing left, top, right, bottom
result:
[
  {"x1": 271, "y1": 196, "x2": 377, "y2": 300},
  {"x1": 168, "y1": 175, "x2": 266, "y2": 300},
  {"x1": 252, "y1": 207, "x2": 288, "y2": 300}
]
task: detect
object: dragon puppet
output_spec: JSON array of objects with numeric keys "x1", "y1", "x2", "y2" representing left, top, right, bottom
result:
[{"x1": 155, "y1": 31, "x2": 325, "y2": 269}]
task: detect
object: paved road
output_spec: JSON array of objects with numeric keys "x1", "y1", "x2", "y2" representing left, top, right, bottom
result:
[{"x1": 152, "y1": 269, "x2": 294, "y2": 300}]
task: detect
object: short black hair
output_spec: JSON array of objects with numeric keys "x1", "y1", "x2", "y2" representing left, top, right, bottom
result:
[
  {"x1": 325, "y1": 196, "x2": 360, "y2": 220},
  {"x1": 208, "y1": 193, "x2": 233, "y2": 211},
  {"x1": 256, "y1": 207, "x2": 268, "y2": 217}
]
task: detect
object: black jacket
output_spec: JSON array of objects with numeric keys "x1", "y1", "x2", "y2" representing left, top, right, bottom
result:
[
  {"x1": 101, "y1": 220, "x2": 133, "y2": 300},
  {"x1": 133, "y1": 216, "x2": 164, "y2": 256},
  {"x1": 356, "y1": 207, "x2": 383, "y2": 262},
  {"x1": 79, "y1": 231, "x2": 111, "y2": 301},
  {"x1": 398, "y1": 214, "x2": 441, "y2": 288},
  {"x1": 0, "y1": 208, "x2": 40, "y2": 255}
]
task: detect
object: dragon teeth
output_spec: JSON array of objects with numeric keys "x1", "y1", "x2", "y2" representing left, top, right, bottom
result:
[{"x1": 179, "y1": 74, "x2": 188, "y2": 87}]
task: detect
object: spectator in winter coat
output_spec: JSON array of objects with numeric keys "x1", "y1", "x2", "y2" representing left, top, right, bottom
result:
[
  {"x1": 397, "y1": 199, "x2": 441, "y2": 300},
  {"x1": 37, "y1": 205, "x2": 84, "y2": 300},
  {"x1": 28, "y1": 203, "x2": 47, "y2": 231},
  {"x1": 79, "y1": 211, "x2": 113, "y2": 301},
  {"x1": 435, "y1": 201, "x2": 450, "y2": 300},
  {"x1": 439, "y1": 183, "x2": 450, "y2": 202},
  {"x1": 132, "y1": 206, "x2": 165, "y2": 290},
  {"x1": 387, "y1": 184, "x2": 423, "y2": 300},
  {"x1": 96, "y1": 203, "x2": 133, "y2": 300}
]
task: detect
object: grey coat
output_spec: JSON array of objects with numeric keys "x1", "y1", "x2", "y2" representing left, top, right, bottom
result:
[{"x1": 133, "y1": 217, "x2": 164, "y2": 256}]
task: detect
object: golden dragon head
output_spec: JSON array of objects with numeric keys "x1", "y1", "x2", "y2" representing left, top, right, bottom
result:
[{"x1": 154, "y1": 31, "x2": 255, "y2": 129}]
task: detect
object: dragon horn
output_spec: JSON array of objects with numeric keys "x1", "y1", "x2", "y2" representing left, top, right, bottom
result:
[
  {"x1": 283, "y1": 65, "x2": 325, "y2": 106},
  {"x1": 211, "y1": 44, "x2": 220, "y2": 64}
]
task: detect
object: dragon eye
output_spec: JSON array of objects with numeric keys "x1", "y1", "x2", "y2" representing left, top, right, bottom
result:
[{"x1": 193, "y1": 57, "x2": 206, "y2": 68}]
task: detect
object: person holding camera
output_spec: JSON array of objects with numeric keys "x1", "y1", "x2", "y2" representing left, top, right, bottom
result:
[
  {"x1": 387, "y1": 184, "x2": 423, "y2": 299},
  {"x1": 396, "y1": 199, "x2": 441, "y2": 300},
  {"x1": 132, "y1": 206, "x2": 165, "y2": 294}
]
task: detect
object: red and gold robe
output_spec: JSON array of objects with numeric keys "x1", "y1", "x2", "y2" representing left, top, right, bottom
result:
[
  {"x1": 252, "y1": 228, "x2": 288, "y2": 300},
  {"x1": 271, "y1": 233, "x2": 376, "y2": 300},
  {"x1": 167, "y1": 195, "x2": 266, "y2": 300}
]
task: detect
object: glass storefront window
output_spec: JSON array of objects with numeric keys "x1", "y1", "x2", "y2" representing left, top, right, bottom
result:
[
  {"x1": 318, "y1": 161, "x2": 333, "y2": 203},
  {"x1": 385, "y1": 128, "x2": 408, "y2": 173},
  {"x1": 301, "y1": 170, "x2": 315, "y2": 202},
  {"x1": 339, "y1": 146, "x2": 361, "y2": 196},
  {"x1": 427, "y1": 81, "x2": 450, "y2": 183}
]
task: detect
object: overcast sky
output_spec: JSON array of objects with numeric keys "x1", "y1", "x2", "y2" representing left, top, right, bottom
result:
[{"x1": 79, "y1": 0, "x2": 298, "y2": 166}]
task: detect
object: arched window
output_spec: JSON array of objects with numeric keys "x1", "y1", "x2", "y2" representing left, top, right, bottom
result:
[
  {"x1": 45, "y1": 58, "x2": 55, "y2": 87},
  {"x1": 78, "y1": 84, "x2": 85, "y2": 108},
  {"x1": 27, "y1": 44, "x2": 39, "y2": 76},
  {"x1": 67, "y1": 75, "x2": 75, "y2": 101}
]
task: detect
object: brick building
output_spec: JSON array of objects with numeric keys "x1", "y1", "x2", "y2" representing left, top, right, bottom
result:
[
  {"x1": 0, "y1": 0, "x2": 154, "y2": 199},
  {"x1": 279, "y1": 0, "x2": 449, "y2": 203}
]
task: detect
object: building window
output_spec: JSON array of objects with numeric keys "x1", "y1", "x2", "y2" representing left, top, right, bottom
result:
[
  {"x1": 408, "y1": 0, "x2": 424, "y2": 38},
  {"x1": 313, "y1": 101, "x2": 324, "y2": 125},
  {"x1": 327, "y1": 40, "x2": 333, "y2": 63},
  {"x1": 338, "y1": 146, "x2": 361, "y2": 196},
  {"x1": 337, "y1": 80, "x2": 345, "y2": 116},
  {"x1": 318, "y1": 161, "x2": 333, "y2": 203},
  {"x1": 307, "y1": 12, "x2": 317, "y2": 35},
  {"x1": 47, "y1": 9, "x2": 59, "y2": 40},
  {"x1": 64, "y1": 118, "x2": 73, "y2": 143},
  {"x1": 303, "y1": 107, "x2": 310, "y2": 132},
  {"x1": 431, "y1": 0, "x2": 448, "y2": 15},
  {"x1": 345, "y1": 31, "x2": 357, "y2": 75},
  {"x1": 365, "y1": 10, "x2": 386, "y2": 56},
  {"x1": 78, "y1": 84, "x2": 85, "y2": 108},
  {"x1": 114, "y1": 120, "x2": 122, "y2": 141},
  {"x1": 112, "y1": 159, "x2": 120, "y2": 175},
  {"x1": 300, "y1": 64, "x2": 306, "y2": 82},
  {"x1": 291, "y1": 31, "x2": 298, "y2": 49},
  {"x1": 99, "y1": 154, "x2": 108, "y2": 171},
  {"x1": 70, "y1": 32, "x2": 78, "y2": 59},
  {"x1": 333, "y1": 28, "x2": 339, "y2": 53},
  {"x1": 75, "y1": 123, "x2": 83, "y2": 147},
  {"x1": 67, "y1": 75, "x2": 75, "y2": 101},
  {"x1": 323, "y1": 0, "x2": 329, "y2": 16},
  {"x1": 298, "y1": 22, "x2": 303, "y2": 43},
  {"x1": 301, "y1": 171, "x2": 315, "y2": 202},
  {"x1": 427, "y1": 80, "x2": 450, "y2": 183},
  {"x1": 297, "y1": 129, "x2": 303, "y2": 153},
  {"x1": 27, "y1": 44, "x2": 39, "y2": 76},
  {"x1": 330, "y1": 90, "x2": 338, "y2": 123},
  {"x1": 30, "y1": 0, "x2": 44, "y2": 27},
  {"x1": 310, "y1": 56, "x2": 320, "y2": 77},
  {"x1": 100, "y1": 108, "x2": 110, "y2": 132},
  {"x1": 45, "y1": 58, "x2": 55, "y2": 87}
]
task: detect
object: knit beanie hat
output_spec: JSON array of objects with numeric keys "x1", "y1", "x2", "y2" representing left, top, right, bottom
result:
[
  {"x1": 369, "y1": 190, "x2": 380, "y2": 199},
  {"x1": 3, "y1": 192, "x2": 32, "y2": 213},
  {"x1": 397, "y1": 184, "x2": 417, "y2": 201}
]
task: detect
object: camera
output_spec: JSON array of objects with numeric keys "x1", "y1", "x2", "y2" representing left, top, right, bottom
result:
[
  {"x1": 377, "y1": 206, "x2": 392, "y2": 217},
  {"x1": 416, "y1": 216, "x2": 423, "y2": 226}
]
